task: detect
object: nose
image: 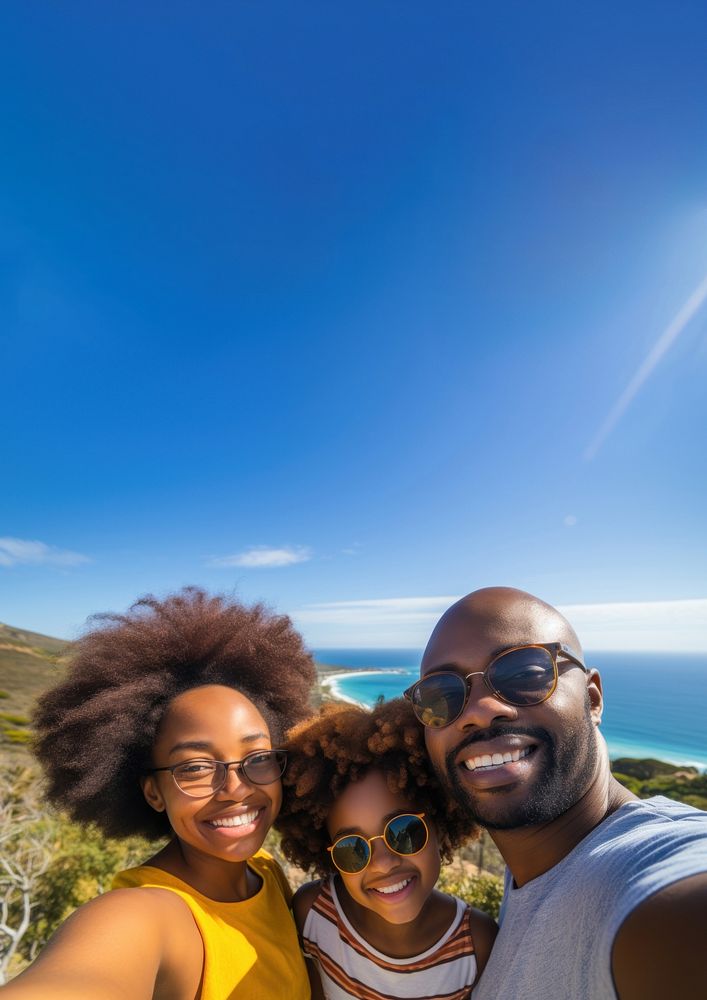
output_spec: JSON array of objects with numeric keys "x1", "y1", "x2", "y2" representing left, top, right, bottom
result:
[
  {"x1": 367, "y1": 835, "x2": 400, "y2": 871},
  {"x1": 454, "y1": 673, "x2": 517, "y2": 730},
  {"x1": 217, "y1": 762, "x2": 250, "y2": 797}
]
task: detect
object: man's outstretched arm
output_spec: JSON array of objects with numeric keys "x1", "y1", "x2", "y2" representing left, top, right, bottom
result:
[{"x1": 612, "y1": 871, "x2": 707, "y2": 1000}]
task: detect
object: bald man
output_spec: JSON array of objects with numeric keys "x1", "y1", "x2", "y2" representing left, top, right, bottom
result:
[{"x1": 405, "y1": 587, "x2": 707, "y2": 999}]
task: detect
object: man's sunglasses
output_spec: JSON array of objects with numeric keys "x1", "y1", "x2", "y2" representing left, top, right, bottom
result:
[
  {"x1": 328, "y1": 813, "x2": 429, "y2": 875},
  {"x1": 404, "y1": 642, "x2": 587, "y2": 729}
]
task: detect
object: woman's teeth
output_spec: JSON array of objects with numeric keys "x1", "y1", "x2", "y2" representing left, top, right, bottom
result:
[
  {"x1": 372, "y1": 878, "x2": 412, "y2": 895},
  {"x1": 208, "y1": 810, "x2": 259, "y2": 828},
  {"x1": 463, "y1": 746, "x2": 531, "y2": 771}
]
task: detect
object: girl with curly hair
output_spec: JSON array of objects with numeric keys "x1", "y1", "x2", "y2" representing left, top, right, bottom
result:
[
  {"x1": 275, "y1": 699, "x2": 497, "y2": 1000},
  {"x1": 5, "y1": 587, "x2": 317, "y2": 1000}
]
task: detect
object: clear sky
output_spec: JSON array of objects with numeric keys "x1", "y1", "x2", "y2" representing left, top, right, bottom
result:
[{"x1": 2, "y1": 3, "x2": 706, "y2": 650}]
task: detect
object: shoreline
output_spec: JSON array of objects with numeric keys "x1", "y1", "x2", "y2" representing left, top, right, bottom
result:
[{"x1": 320, "y1": 667, "x2": 408, "y2": 707}]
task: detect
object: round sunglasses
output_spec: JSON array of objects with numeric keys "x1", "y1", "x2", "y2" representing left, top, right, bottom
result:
[
  {"x1": 404, "y1": 642, "x2": 587, "y2": 729},
  {"x1": 328, "y1": 813, "x2": 429, "y2": 875}
]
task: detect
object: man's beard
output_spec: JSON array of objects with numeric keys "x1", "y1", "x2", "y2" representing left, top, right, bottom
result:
[{"x1": 439, "y1": 700, "x2": 599, "y2": 831}]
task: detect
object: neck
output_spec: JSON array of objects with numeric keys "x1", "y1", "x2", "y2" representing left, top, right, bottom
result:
[
  {"x1": 489, "y1": 771, "x2": 635, "y2": 887},
  {"x1": 146, "y1": 837, "x2": 256, "y2": 902}
]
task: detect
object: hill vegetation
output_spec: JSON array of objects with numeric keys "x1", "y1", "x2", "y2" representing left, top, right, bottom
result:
[
  {"x1": 611, "y1": 757, "x2": 707, "y2": 811},
  {"x1": 0, "y1": 623, "x2": 68, "y2": 755}
]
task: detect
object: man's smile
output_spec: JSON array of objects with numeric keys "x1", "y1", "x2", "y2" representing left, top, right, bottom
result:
[
  {"x1": 462, "y1": 745, "x2": 533, "y2": 772},
  {"x1": 453, "y1": 734, "x2": 542, "y2": 790}
]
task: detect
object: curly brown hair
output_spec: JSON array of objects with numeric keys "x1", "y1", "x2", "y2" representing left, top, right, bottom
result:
[
  {"x1": 275, "y1": 697, "x2": 477, "y2": 875},
  {"x1": 33, "y1": 587, "x2": 316, "y2": 840}
]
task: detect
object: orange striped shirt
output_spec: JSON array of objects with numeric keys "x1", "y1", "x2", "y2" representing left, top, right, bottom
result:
[{"x1": 302, "y1": 877, "x2": 477, "y2": 1000}]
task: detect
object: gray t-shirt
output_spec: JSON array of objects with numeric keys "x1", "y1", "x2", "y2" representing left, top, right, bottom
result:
[{"x1": 472, "y1": 796, "x2": 707, "y2": 999}]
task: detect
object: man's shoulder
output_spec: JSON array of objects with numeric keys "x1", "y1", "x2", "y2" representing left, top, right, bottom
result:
[
  {"x1": 596, "y1": 794, "x2": 707, "y2": 851},
  {"x1": 506, "y1": 796, "x2": 707, "y2": 921},
  {"x1": 584, "y1": 795, "x2": 707, "y2": 892},
  {"x1": 577, "y1": 797, "x2": 707, "y2": 959}
]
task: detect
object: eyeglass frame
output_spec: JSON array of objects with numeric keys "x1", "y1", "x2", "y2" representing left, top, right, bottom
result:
[
  {"x1": 147, "y1": 748, "x2": 288, "y2": 797},
  {"x1": 404, "y1": 641, "x2": 588, "y2": 728},
  {"x1": 327, "y1": 812, "x2": 429, "y2": 875}
]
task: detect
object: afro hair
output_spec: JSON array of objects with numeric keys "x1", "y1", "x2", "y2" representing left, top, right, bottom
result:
[
  {"x1": 275, "y1": 697, "x2": 477, "y2": 876},
  {"x1": 33, "y1": 587, "x2": 316, "y2": 840}
]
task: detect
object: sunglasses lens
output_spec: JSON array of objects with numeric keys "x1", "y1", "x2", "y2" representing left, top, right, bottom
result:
[
  {"x1": 385, "y1": 815, "x2": 428, "y2": 856},
  {"x1": 409, "y1": 674, "x2": 466, "y2": 728},
  {"x1": 489, "y1": 647, "x2": 555, "y2": 705},
  {"x1": 332, "y1": 836, "x2": 371, "y2": 874}
]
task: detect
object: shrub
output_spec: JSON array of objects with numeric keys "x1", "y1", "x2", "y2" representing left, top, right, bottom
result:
[{"x1": 437, "y1": 869, "x2": 504, "y2": 919}]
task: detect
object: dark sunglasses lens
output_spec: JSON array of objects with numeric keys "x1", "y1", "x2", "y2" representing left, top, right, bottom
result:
[
  {"x1": 489, "y1": 647, "x2": 555, "y2": 705},
  {"x1": 242, "y1": 750, "x2": 286, "y2": 784},
  {"x1": 385, "y1": 815, "x2": 428, "y2": 855},
  {"x1": 332, "y1": 836, "x2": 370, "y2": 874},
  {"x1": 410, "y1": 675, "x2": 466, "y2": 727}
]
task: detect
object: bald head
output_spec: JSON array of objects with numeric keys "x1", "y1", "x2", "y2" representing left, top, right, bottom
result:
[{"x1": 422, "y1": 587, "x2": 583, "y2": 674}]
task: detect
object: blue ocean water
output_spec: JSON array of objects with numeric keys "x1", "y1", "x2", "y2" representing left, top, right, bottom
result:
[{"x1": 314, "y1": 649, "x2": 707, "y2": 770}]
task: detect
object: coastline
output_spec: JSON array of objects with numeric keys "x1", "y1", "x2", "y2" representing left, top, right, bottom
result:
[
  {"x1": 319, "y1": 667, "x2": 408, "y2": 707},
  {"x1": 315, "y1": 663, "x2": 707, "y2": 772}
]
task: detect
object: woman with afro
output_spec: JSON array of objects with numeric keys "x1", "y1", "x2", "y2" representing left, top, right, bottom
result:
[
  {"x1": 276, "y1": 699, "x2": 497, "y2": 1000},
  {"x1": 5, "y1": 587, "x2": 317, "y2": 1000}
]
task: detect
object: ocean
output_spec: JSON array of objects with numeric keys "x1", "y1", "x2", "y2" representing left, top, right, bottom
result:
[{"x1": 313, "y1": 649, "x2": 707, "y2": 771}]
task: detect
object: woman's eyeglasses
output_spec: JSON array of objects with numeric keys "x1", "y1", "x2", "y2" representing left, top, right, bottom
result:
[
  {"x1": 404, "y1": 642, "x2": 587, "y2": 729},
  {"x1": 328, "y1": 813, "x2": 429, "y2": 875},
  {"x1": 148, "y1": 749, "x2": 288, "y2": 797}
]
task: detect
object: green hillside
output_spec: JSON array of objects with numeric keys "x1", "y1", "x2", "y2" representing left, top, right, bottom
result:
[{"x1": 0, "y1": 622, "x2": 69, "y2": 756}]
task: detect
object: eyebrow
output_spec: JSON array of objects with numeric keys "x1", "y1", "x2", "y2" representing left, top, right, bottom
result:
[
  {"x1": 167, "y1": 732, "x2": 270, "y2": 756},
  {"x1": 332, "y1": 809, "x2": 416, "y2": 840}
]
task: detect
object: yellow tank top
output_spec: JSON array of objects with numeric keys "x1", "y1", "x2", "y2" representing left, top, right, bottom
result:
[{"x1": 112, "y1": 850, "x2": 310, "y2": 1000}]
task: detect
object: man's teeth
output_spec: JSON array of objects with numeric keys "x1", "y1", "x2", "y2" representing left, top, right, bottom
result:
[
  {"x1": 373, "y1": 878, "x2": 412, "y2": 895},
  {"x1": 209, "y1": 810, "x2": 259, "y2": 828},
  {"x1": 463, "y1": 747, "x2": 531, "y2": 771}
]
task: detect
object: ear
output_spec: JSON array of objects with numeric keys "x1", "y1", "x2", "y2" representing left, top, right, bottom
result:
[
  {"x1": 586, "y1": 668, "x2": 604, "y2": 725},
  {"x1": 140, "y1": 774, "x2": 167, "y2": 813}
]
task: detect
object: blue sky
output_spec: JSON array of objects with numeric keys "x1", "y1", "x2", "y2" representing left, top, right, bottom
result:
[{"x1": 2, "y1": 3, "x2": 706, "y2": 650}]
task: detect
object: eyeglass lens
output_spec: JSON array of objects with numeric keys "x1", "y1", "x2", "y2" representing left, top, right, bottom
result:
[
  {"x1": 332, "y1": 814, "x2": 428, "y2": 874},
  {"x1": 411, "y1": 646, "x2": 556, "y2": 726},
  {"x1": 172, "y1": 751, "x2": 285, "y2": 795}
]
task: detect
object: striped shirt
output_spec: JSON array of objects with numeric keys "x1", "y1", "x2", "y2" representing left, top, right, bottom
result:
[{"x1": 302, "y1": 876, "x2": 478, "y2": 1000}]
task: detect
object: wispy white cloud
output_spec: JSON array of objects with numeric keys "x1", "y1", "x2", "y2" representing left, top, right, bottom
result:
[
  {"x1": 208, "y1": 545, "x2": 312, "y2": 569},
  {"x1": 294, "y1": 595, "x2": 707, "y2": 652},
  {"x1": 297, "y1": 596, "x2": 458, "y2": 621},
  {"x1": 585, "y1": 271, "x2": 707, "y2": 461},
  {"x1": 0, "y1": 536, "x2": 91, "y2": 568},
  {"x1": 293, "y1": 596, "x2": 459, "y2": 647},
  {"x1": 557, "y1": 598, "x2": 707, "y2": 652}
]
